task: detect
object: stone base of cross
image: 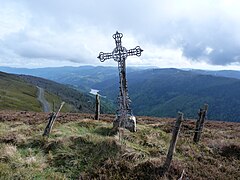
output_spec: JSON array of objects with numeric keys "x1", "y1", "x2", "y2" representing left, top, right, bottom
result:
[
  {"x1": 113, "y1": 115, "x2": 136, "y2": 132},
  {"x1": 98, "y1": 31, "x2": 143, "y2": 132}
]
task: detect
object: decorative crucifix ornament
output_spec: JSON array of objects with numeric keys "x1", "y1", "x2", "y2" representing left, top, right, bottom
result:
[{"x1": 98, "y1": 31, "x2": 143, "y2": 132}]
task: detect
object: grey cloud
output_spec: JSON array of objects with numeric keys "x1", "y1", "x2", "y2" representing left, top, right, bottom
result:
[
  {"x1": 180, "y1": 20, "x2": 240, "y2": 65},
  {"x1": 2, "y1": 28, "x2": 95, "y2": 64},
  {"x1": 1, "y1": 0, "x2": 240, "y2": 67}
]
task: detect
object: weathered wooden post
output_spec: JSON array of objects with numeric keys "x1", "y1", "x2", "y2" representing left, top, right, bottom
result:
[
  {"x1": 43, "y1": 102, "x2": 65, "y2": 137},
  {"x1": 52, "y1": 101, "x2": 55, "y2": 112},
  {"x1": 193, "y1": 104, "x2": 208, "y2": 143},
  {"x1": 193, "y1": 109, "x2": 201, "y2": 142},
  {"x1": 95, "y1": 93, "x2": 100, "y2": 120},
  {"x1": 163, "y1": 112, "x2": 183, "y2": 173}
]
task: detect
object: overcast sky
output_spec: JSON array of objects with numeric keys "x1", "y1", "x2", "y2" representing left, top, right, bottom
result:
[{"x1": 0, "y1": 0, "x2": 240, "y2": 70}]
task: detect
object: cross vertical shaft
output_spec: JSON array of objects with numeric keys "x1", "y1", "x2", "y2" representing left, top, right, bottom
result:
[
  {"x1": 117, "y1": 59, "x2": 129, "y2": 127},
  {"x1": 98, "y1": 31, "x2": 143, "y2": 132}
]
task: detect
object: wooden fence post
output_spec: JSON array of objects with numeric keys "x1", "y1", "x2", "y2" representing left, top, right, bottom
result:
[
  {"x1": 193, "y1": 109, "x2": 202, "y2": 142},
  {"x1": 163, "y1": 112, "x2": 183, "y2": 173},
  {"x1": 43, "y1": 102, "x2": 65, "y2": 137},
  {"x1": 52, "y1": 101, "x2": 55, "y2": 112},
  {"x1": 193, "y1": 104, "x2": 208, "y2": 143},
  {"x1": 95, "y1": 93, "x2": 100, "y2": 120}
]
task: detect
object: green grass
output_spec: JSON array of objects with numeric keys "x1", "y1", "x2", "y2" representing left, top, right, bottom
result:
[
  {"x1": 0, "y1": 115, "x2": 239, "y2": 179},
  {"x1": 0, "y1": 71, "x2": 75, "y2": 113},
  {"x1": 44, "y1": 91, "x2": 75, "y2": 113},
  {"x1": 0, "y1": 120, "x2": 123, "y2": 179},
  {"x1": 0, "y1": 72, "x2": 41, "y2": 111}
]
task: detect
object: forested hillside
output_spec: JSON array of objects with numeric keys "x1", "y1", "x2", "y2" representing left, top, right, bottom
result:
[
  {"x1": 1, "y1": 66, "x2": 240, "y2": 122},
  {"x1": 19, "y1": 75, "x2": 114, "y2": 114},
  {"x1": 0, "y1": 66, "x2": 137, "y2": 91},
  {"x1": 94, "y1": 69, "x2": 240, "y2": 122},
  {"x1": 190, "y1": 69, "x2": 240, "y2": 79}
]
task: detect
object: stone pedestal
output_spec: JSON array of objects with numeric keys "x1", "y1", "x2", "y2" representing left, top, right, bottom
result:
[{"x1": 113, "y1": 115, "x2": 137, "y2": 132}]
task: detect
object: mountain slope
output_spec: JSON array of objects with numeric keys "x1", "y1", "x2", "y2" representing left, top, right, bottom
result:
[
  {"x1": 0, "y1": 71, "x2": 41, "y2": 111},
  {"x1": 36, "y1": 86, "x2": 51, "y2": 112},
  {"x1": 0, "y1": 71, "x2": 77, "y2": 112},
  {"x1": 1, "y1": 66, "x2": 240, "y2": 89},
  {"x1": 190, "y1": 69, "x2": 240, "y2": 79},
  {"x1": 0, "y1": 71, "x2": 114, "y2": 113},
  {"x1": 94, "y1": 68, "x2": 240, "y2": 122},
  {"x1": 2, "y1": 66, "x2": 240, "y2": 121},
  {"x1": 0, "y1": 66, "x2": 138, "y2": 91},
  {"x1": 19, "y1": 75, "x2": 114, "y2": 114}
]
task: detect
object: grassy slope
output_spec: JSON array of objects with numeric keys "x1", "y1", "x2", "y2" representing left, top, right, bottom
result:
[
  {"x1": 0, "y1": 72, "x2": 41, "y2": 112},
  {"x1": 20, "y1": 75, "x2": 115, "y2": 114},
  {"x1": 0, "y1": 71, "x2": 73, "y2": 113},
  {"x1": 0, "y1": 111, "x2": 239, "y2": 179},
  {"x1": 44, "y1": 91, "x2": 75, "y2": 113}
]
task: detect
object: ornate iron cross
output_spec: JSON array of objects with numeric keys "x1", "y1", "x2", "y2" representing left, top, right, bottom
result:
[{"x1": 98, "y1": 31, "x2": 143, "y2": 129}]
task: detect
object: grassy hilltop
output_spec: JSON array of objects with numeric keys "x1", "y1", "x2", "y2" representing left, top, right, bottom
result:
[{"x1": 0, "y1": 111, "x2": 239, "y2": 179}]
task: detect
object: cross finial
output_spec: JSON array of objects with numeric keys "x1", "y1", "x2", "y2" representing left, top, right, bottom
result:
[{"x1": 112, "y1": 31, "x2": 123, "y2": 47}]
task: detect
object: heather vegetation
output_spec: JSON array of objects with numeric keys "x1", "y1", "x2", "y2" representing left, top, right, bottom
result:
[{"x1": 0, "y1": 111, "x2": 239, "y2": 179}]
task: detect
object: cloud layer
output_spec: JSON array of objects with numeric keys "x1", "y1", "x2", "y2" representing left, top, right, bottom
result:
[{"x1": 0, "y1": 0, "x2": 240, "y2": 69}]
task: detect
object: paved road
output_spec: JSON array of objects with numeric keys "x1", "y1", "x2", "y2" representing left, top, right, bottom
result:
[{"x1": 37, "y1": 86, "x2": 51, "y2": 112}]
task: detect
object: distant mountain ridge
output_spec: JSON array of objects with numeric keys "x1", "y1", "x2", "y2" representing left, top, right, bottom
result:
[
  {"x1": 188, "y1": 69, "x2": 240, "y2": 80},
  {"x1": 94, "y1": 68, "x2": 240, "y2": 122},
  {"x1": 0, "y1": 66, "x2": 118, "y2": 91},
  {"x1": 1, "y1": 66, "x2": 240, "y2": 122},
  {"x1": 1, "y1": 66, "x2": 240, "y2": 82},
  {"x1": 0, "y1": 66, "x2": 140, "y2": 91}
]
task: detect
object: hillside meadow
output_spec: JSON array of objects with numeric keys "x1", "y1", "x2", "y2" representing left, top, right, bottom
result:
[{"x1": 0, "y1": 111, "x2": 239, "y2": 179}]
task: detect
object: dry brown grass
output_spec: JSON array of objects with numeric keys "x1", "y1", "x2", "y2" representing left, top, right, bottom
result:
[{"x1": 0, "y1": 110, "x2": 239, "y2": 179}]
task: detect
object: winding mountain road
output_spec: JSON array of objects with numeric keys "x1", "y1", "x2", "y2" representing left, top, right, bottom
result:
[{"x1": 37, "y1": 86, "x2": 51, "y2": 112}]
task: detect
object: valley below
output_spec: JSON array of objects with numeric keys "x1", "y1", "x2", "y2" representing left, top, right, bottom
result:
[{"x1": 2, "y1": 66, "x2": 240, "y2": 122}]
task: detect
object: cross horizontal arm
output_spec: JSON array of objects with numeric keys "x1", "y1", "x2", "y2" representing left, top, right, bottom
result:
[
  {"x1": 127, "y1": 46, "x2": 143, "y2": 57},
  {"x1": 97, "y1": 52, "x2": 113, "y2": 62}
]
